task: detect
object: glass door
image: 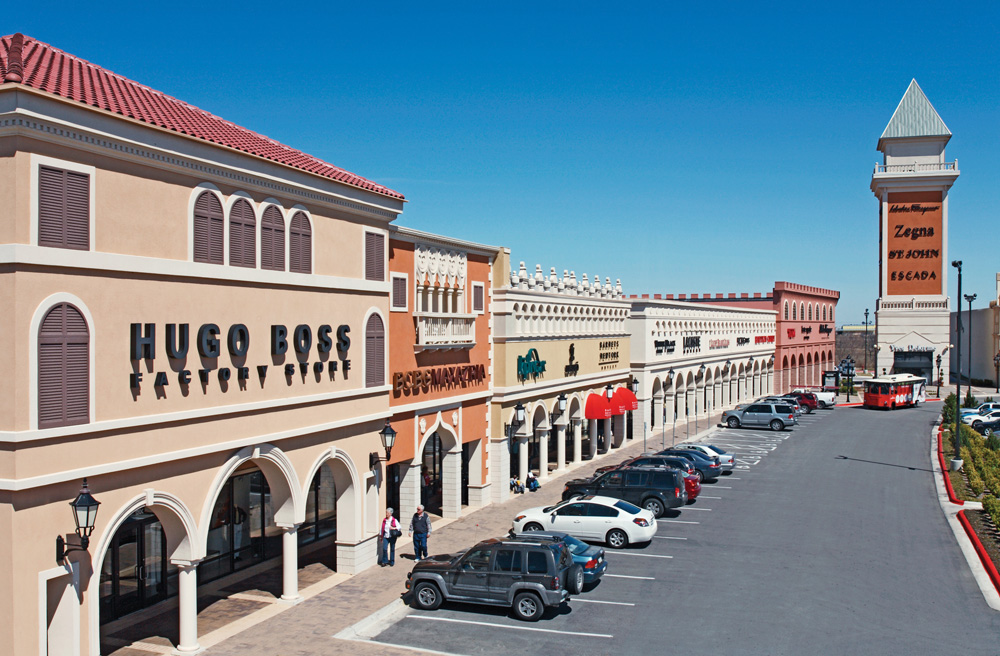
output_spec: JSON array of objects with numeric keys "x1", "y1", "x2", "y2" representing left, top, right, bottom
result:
[{"x1": 113, "y1": 523, "x2": 142, "y2": 618}]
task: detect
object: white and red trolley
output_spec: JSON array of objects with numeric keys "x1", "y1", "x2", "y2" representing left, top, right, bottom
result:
[{"x1": 862, "y1": 374, "x2": 927, "y2": 410}]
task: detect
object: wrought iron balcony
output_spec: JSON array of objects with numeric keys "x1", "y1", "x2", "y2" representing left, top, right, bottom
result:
[{"x1": 415, "y1": 312, "x2": 477, "y2": 350}]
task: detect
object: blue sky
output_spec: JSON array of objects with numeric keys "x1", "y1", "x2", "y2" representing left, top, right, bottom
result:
[{"x1": 9, "y1": 2, "x2": 999, "y2": 324}]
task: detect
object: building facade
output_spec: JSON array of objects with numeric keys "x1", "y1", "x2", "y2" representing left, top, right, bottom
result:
[
  {"x1": 490, "y1": 259, "x2": 634, "y2": 502},
  {"x1": 385, "y1": 227, "x2": 499, "y2": 520},
  {"x1": 629, "y1": 296, "x2": 777, "y2": 437},
  {"x1": 949, "y1": 274, "x2": 1000, "y2": 386},
  {"x1": 1, "y1": 34, "x2": 404, "y2": 656},
  {"x1": 871, "y1": 80, "x2": 958, "y2": 381},
  {"x1": 671, "y1": 282, "x2": 839, "y2": 393}
]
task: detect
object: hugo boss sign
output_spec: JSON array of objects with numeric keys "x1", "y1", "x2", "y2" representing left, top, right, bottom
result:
[{"x1": 129, "y1": 322, "x2": 351, "y2": 391}]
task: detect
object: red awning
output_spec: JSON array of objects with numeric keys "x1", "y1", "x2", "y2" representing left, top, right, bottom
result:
[
  {"x1": 610, "y1": 387, "x2": 639, "y2": 415},
  {"x1": 584, "y1": 393, "x2": 612, "y2": 420}
]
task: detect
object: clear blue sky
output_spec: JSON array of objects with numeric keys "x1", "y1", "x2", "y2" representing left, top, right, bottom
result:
[{"x1": 9, "y1": 2, "x2": 999, "y2": 325}]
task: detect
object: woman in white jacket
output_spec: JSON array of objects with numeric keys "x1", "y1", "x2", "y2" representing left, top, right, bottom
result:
[{"x1": 378, "y1": 508, "x2": 401, "y2": 567}]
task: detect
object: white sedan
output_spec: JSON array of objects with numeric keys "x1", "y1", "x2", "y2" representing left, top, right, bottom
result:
[
  {"x1": 512, "y1": 495, "x2": 656, "y2": 549},
  {"x1": 676, "y1": 444, "x2": 734, "y2": 471},
  {"x1": 963, "y1": 410, "x2": 1000, "y2": 427}
]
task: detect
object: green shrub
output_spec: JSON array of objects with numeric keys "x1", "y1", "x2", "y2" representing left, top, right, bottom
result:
[
  {"x1": 942, "y1": 393, "x2": 958, "y2": 425},
  {"x1": 986, "y1": 397, "x2": 996, "y2": 404},
  {"x1": 988, "y1": 434, "x2": 1000, "y2": 452},
  {"x1": 964, "y1": 391, "x2": 979, "y2": 408},
  {"x1": 984, "y1": 497, "x2": 1000, "y2": 529}
]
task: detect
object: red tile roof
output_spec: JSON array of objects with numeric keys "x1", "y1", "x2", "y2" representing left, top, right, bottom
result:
[{"x1": 0, "y1": 33, "x2": 404, "y2": 200}]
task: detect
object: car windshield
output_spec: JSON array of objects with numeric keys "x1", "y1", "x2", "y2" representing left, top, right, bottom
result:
[
  {"x1": 705, "y1": 445, "x2": 727, "y2": 454},
  {"x1": 614, "y1": 499, "x2": 642, "y2": 515},
  {"x1": 542, "y1": 499, "x2": 575, "y2": 513},
  {"x1": 560, "y1": 534, "x2": 591, "y2": 555}
]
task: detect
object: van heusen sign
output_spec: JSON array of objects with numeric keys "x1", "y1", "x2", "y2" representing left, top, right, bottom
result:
[
  {"x1": 394, "y1": 364, "x2": 487, "y2": 394},
  {"x1": 128, "y1": 322, "x2": 352, "y2": 390},
  {"x1": 517, "y1": 348, "x2": 547, "y2": 382},
  {"x1": 890, "y1": 344, "x2": 935, "y2": 353}
]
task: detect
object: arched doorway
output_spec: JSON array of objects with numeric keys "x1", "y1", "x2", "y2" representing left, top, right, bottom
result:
[
  {"x1": 417, "y1": 421, "x2": 461, "y2": 518},
  {"x1": 420, "y1": 432, "x2": 444, "y2": 516}
]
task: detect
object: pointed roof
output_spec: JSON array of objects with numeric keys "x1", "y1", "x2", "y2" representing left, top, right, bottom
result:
[
  {"x1": 0, "y1": 33, "x2": 404, "y2": 200},
  {"x1": 878, "y1": 79, "x2": 951, "y2": 150}
]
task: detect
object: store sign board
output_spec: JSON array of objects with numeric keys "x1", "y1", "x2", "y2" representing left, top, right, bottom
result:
[
  {"x1": 886, "y1": 191, "x2": 943, "y2": 295},
  {"x1": 600, "y1": 340, "x2": 621, "y2": 368},
  {"x1": 394, "y1": 364, "x2": 486, "y2": 394},
  {"x1": 709, "y1": 339, "x2": 730, "y2": 349},
  {"x1": 755, "y1": 335, "x2": 775, "y2": 344},
  {"x1": 565, "y1": 343, "x2": 580, "y2": 376},
  {"x1": 736, "y1": 337, "x2": 750, "y2": 346},
  {"x1": 517, "y1": 348, "x2": 547, "y2": 381},
  {"x1": 128, "y1": 322, "x2": 351, "y2": 390},
  {"x1": 683, "y1": 336, "x2": 701, "y2": 352},
  {"x1": 654, "y1": 339, "x2": 676, "y2": 355}
]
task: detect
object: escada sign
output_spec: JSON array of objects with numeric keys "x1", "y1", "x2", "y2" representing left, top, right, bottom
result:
[{"x1": 517, "y1": 348, "x2": 546, "y2": 381}]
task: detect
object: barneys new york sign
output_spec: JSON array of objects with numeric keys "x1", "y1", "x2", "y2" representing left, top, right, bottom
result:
[{"x1": 129, "y1": 323, "x2": 352, "y2": 390}]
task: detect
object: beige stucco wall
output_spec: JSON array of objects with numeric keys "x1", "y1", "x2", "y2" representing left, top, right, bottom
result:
[{"x1": 498, "y1": 336, "x2": 631, "y2": 389}]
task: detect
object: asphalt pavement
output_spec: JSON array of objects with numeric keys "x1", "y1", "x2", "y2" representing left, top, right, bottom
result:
[{"x1": 367, "y1": 403, "x2": 1000, "y2": 655}]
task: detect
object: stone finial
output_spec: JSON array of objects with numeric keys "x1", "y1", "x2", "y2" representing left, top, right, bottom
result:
[
  {"x1": 549, "y1": 267, "x2": 558, "y2": 290},
  {"x1": 518, "y1": 261, "x2": 528, "y2": 290},
  {"x1": 510, "y1": 269, "x2": 518, "y2": 288},
  {"x1": 616, "y1": 278, "x2": 623, "y2": 298},
  {"x1": 570, "y1": 271, "x2": 577, "y2": 294},
  {"x1": 559, "y1": 269, "x2": 568, "y2": 292},
  {"x1": 534, "y1": 264, "x2": 544, "y2": 289},
  {"x1": 593, "y1": 275, "x2": 602, "y2": 296},
  {"x1": 543, "y1": 267, "x2": 552, "y2": 290},
  {"x1": 605, "y1": 277, "x2": 612, "y2": 297},
  {"x1": 581, "y1": 273, "x2": 590, "y2": 296}
]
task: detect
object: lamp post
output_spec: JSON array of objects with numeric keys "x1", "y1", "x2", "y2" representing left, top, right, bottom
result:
[
  {"x1": 695, "y1": 364, "x2": 706, "y2": 438},
  {"x1": 56, "y1": 479, "x2": 101, "y2": 564},
  {"x1": 965, "y1": 293, "x2": 977, "y2": 402},
  {"x1": 667, "y1": 368, "x2": 676, "y2": 447},
  {"x1": 994, "y1": 353, "x2": 999, "y2": 394},
  {"x1": 952, "y1": 260, "x2": 964, "y2": 468},
  {"x1": 864, "y1": 308, "x2": 870, "y2": 375},
  {"x1": 936, "y1": 354, "x2": 943, "y2": 398}
]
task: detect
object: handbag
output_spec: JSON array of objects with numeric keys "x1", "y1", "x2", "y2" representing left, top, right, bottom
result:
[{"x1": 390, "y1": 528, "x2": 402, "y2": 539}]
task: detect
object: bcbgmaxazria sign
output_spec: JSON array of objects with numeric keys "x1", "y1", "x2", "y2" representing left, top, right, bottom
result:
[{"x1": 128, "y1": 323, "x2": 351, "y2": 390}]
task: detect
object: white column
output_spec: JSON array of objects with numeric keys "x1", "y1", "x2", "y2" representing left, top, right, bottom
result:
[
  {"x1": 400, "y1": 463, "x2": 420, "y2": 516},
  {"x1": 573, "y1": 420, "x2": 583, "y2": 465},
  {"x1": 490, "y1": 439, "x2": 511, "y2": 503},
  {"x1": 280, "y1": 525, "x2": 301, "y2": 603},
  {"x1": 588, "y1": 420, "x2": 598, "y2": 459},
  {"x1": 601, "y1": 418, "x2": 611, "y2": 453},
  {"x1": 442, "y1": 447, "x2": 462, "y2": 518},
  {"x1": 518, "y1": 436, "x2": 529, "y2": 482},
  {"x1": 175, "y1": 562, "x2": 201, "y2": 653},
  {"x1": 538, "y1": 429, "x2": 549, "y2": 478},
  {"x1": 555, "y1": 424, "x2": 566, "y2": 471}
]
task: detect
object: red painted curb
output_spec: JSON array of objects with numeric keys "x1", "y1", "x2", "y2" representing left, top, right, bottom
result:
[
  {"x1": 957, "y1": 509, "x2": 1000, "y2": 596},
  {"x1": 938, "y1": 428, "x2": 964, "y2": 505}
]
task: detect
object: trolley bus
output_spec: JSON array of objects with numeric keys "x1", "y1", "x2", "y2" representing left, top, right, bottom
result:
[{"x1": 862, "y1": 374, "x2": 927, "y2": 410}]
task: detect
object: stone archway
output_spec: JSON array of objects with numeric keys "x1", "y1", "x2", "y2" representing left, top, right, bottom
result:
[{"x1": 416, "y1": 416, "x2": 461, "y2": 519}]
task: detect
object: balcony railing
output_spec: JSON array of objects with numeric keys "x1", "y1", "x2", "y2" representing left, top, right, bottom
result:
[
  {"x1": 878, "y1": 298, "x2": 950, "y2": 311},
  {"x1": 415, "y1": 312, "x2": 476, "y2": 349},
  {"x1": 874, "y1": 161, "x2": 958, "y2": 174}
]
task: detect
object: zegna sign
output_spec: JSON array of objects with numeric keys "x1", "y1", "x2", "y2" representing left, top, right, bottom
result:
[{"x1": 129, "y1": 322, "x2": 351, "y2": 390}]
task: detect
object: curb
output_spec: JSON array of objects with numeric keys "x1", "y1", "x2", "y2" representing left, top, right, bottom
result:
[
  {"x1": 956, "y1": 510, "x2": 1000, "y2": 597},
  {"x1": 938, "y1": 427, "x2": 964, "y2": 505},
  {"x1": 332, "y1": 598, "x2": 410, "y2": 641}
]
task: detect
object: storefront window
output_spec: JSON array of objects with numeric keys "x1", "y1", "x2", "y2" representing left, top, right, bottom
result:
[
  {"x1": 201, "y1": 470, "x2": 278, "y2": 584},
  {"x1": 299, "y1": 465, "x2": 337, "y2": 545}
]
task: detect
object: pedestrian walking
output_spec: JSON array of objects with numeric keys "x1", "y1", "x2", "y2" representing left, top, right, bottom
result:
[
  {"x1": 409, "y1": 504, "x2": 431, "y2": 561},
  {"x1": 378, "y1": 508, "x2": 401, "y2": 567}
]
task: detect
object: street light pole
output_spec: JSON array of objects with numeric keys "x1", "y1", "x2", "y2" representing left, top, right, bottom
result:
[
  {"x1": 864, "y1": 308, "x2": 869, "y2": 375},
  {"x1": 952, "y1": 260, "x2": 964, "y2": 464},
  {"x1": 936, "y1": 354, "x2": 942, "y2": 398},
  {"x1": 994, "y1": 352, "x2": 999, "y2": 394},
  {"x1": 965, "y1": 293, "x2": 977, "y2": 402}
]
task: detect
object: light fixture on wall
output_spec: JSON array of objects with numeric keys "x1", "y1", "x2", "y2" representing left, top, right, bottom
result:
[
  {"x1": 514, "y1": 401, "x2": 526, "y2": 425},
  {"x1": 557, "y1": 393, "x2": 567, "y2": 414},
  {"x1": 56, "y1": 478, "x2": 100, "y2": 564},
  {"x1": 370, "y1": 419, "x2": 398, "y2": 470},
  {"x1": 605, "y1": 383, "x2": 614, "y2": 400}
]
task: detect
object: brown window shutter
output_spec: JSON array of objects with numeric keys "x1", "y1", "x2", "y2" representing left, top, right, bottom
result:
[
  {"x1": 262, "y1": 206, "x2": 285, "y2": 271},
  {"x1": 194, "y1": 191, "x2": 224, "y2": 264},
  {"x1": 473, "y1": 285, "x2": 484, "y2": 312},
  {"x1": 365, "y1": 314, "x2": 385, "y2": 387},
  {"x1": 289, "y1": 211, "x2": 312, "y2": 274},
  {"x1": 38, "y1": 166, "x2": 90, "y2": 250},
  {"x1": 392, "y1": 277, "x2": 407, "y2": 309},
  {"x1": 38, "y1": 303, "x2": 89, "y2": 428},
  {"x1": 365, "y1": 232, "x2": 384, "y2": 281},
  {"x1": 229, "y1": 199, "x2": 256, "y2": 268}
]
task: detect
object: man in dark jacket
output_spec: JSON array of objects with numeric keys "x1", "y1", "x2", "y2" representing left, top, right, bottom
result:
[{"x1": 409, "y1": 504, "x2": 432, "y2": 561}]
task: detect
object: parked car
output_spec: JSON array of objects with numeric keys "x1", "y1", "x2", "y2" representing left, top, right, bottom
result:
[
  {"x1": 960, "y1": 402, "x2": 1000, "y2": 418},
  {"x1": 656, "y1": 448, "x2": 723, "y2": 482},
  {"x1": 683, "y1": 471, "x2": 702, "y2": 502},
  {"x1": 515, "y1": 495, "x2": 657, "y2": 548},
  {"x1": 511, "y1": 530, "x2": 608, "y2": 585},
  {"x1": 793, "y1": 388, "x2": 837, "y2": 408},
  {"x1": 405, "y1": 536, "x2": 583, "y2": 621},
  {"x1": 761, "y1": 397, "x2": 803, "y2": 416},
  {"x1": 562, "y1": 467, "x2": 686, "y2": 518},
  {"x1": 974, "y1": 417, "x2": 1000, "y2": 438},
  {"x1": 722, "y1": 403, "x2": 797, "y2": 431},
  {"x1": 964, "y1": 410, "x2": 1000, "y2": 429},
  {"x1": 594, "y1": 454, "x2": 696, "y2": 477},
  {"x1": 674, "y1": 444, "x2": 734, "y2": 471},
  {"x1": 783, "y1": 392, "x2": 818, "y2": 413}
]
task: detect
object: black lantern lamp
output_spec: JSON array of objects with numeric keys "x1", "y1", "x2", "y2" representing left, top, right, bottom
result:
[
  {"x1": 514, "y1": 401, "x2": 526, "y2": 425},
  {"x1": 557, "y1": 393, "x2": 567, "y2": 414},
  {"x1": 370, "y1": 420, "x2": 397, "y2": 470},
  {"x1": 605, "y1": 383, "x2": 614, "y2": 400},
  {"x1": 56, "y1": 478, "x2": 100, "y2": 564}
]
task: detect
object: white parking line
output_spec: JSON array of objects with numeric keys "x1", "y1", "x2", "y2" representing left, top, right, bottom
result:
[
  {"x1": 605, "y1": 573, "x2": 655, "y2": 580},
  {"x1": 653, "y1": 536, "x2": 687, "y2": 540},
  {"x1": 658, "y1": 518, "x2": 700, "y2": 524},
  {"x1": 407, "y1": 616, "x2": 614, "y2": 639},
  {"x1": 611, "y1": 552, "x2": 673, "y2": 558},
  {"x1": 573, "y1": 598, "x2": 636, "y2": 606},
  {"x1": 681, "y1": 507, "x2": 712, "y2": 511},
  {"x1": 710, "y1": 486, "x2": 732, "y2": 489},
  {"x1": 699, "y1": 496, "x2": 722, "y2": 499}
]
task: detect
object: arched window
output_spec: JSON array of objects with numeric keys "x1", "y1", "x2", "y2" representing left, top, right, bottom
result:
[
  {"x1": 261, "y1": 205, "x2": 286, "y2": 271},
  {"x1": 799, "y1": 303, "x2": 805, "y2": 321},
  {"x1": 193, "y1": 191, "x2": 223, "y2": 264},
  {"x1": 38, "y1": 303, "x2": 89, "y2": 428},
  {"x1": 229, "y1": 198, "x2": 256, "y2": 268},
  {"x1": 822, "y1": 305, "x2": 827, "y2": 321},
  {"x1": 808, "y1": 304, "x2": 813, "y2": 320},
  {"x1": 792, "y1": 303, "x2": 797, "y2": 320},
  {"x1": 365, "y1": 314, "x2": 385, "y2": 387},
  {"x1": 289, "y1": 211, "x2": 312, "y2": 274}
]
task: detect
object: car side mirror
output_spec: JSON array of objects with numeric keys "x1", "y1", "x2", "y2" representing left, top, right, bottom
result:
[{"x1": 550, "y1": 513, "x2": 557, "y2": 522}]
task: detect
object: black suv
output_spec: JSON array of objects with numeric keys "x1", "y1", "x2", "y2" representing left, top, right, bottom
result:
[
  {"x1": 594, "y1": 454, "x2": 695, "y2": 477},
  {"x1": 405, "y1": 537, "x2": 583, "y2": 621},
  {"x1": 562, "y1": 467, "x2": 686, "y2": 517}
]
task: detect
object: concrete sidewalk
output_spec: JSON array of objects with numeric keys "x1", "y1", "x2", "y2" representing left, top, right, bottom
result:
[{"x1": 198, "y1": 413, "x2": 726, "y2": 656}]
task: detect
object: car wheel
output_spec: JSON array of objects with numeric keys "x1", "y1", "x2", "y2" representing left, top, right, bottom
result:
[
  {"x1": 607, "y1": 528, "x2": 629, "y2": 549},
  {"x1": 805, "y1": 406, "x2": 812, "y2": 414},
  {"x1": 644, "y1": 498, "x2": 665, "y2": 518},
  {"x1": 566, "y1": 564, "x2": 585, "y2": 595},
  {"x1": 973, "y1": 421, "x2": 982, "y2": 429},
  {"x1": 413, "y1": 581, "x2": 443, "y2": 610},
  {"x1": 985, "y1": 428, "x2": 994, "y2": 437},
  {"x1": 727, "y1": 416, "x2": 740, "y2": 428},
  {"x1": 695, "y1": 470, "x2": 704, "y2": 482},
  {"x1": 770, "y1": 419, "x2": 784, "y2": 431},
  {"x1": 819, "y1": 401, "x2": 827, "y2": 409},
  {"x1": 512, "y1": 592, "x2": 544, "y2": 621},
  {"x1": 522, "y1": 522, "x2": 543, "y2": 532}
]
